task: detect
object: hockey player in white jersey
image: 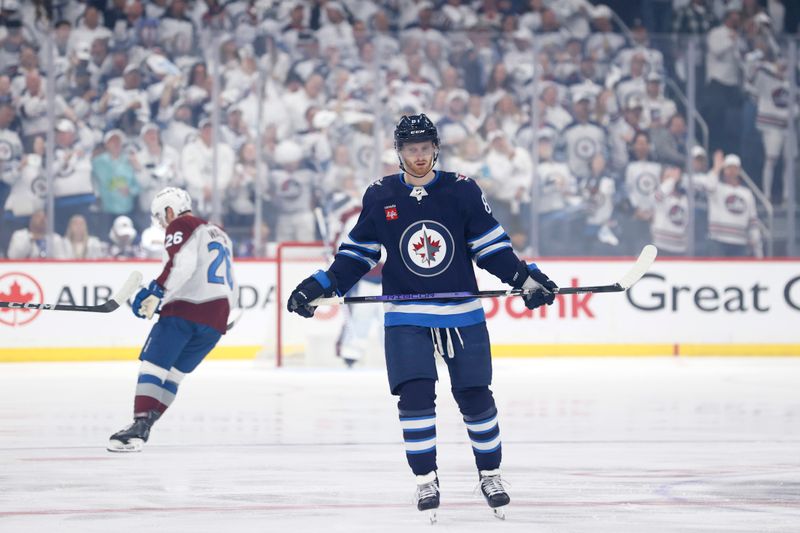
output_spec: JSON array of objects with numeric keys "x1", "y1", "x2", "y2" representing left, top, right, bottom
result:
[{"x1": 108, "y1": 187, "x2": 237, "y2": 452}]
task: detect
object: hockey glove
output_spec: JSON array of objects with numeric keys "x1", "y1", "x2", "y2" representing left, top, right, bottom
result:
[
  {"x1": 287, "y1": 270, "x2": 338, "y2": 318},
  {"x1": 132, "y1": 280, "x2": 165, "y2": 320},
  {"x1": 511, "y1": 261, "x2": 558, "y2": 310}
]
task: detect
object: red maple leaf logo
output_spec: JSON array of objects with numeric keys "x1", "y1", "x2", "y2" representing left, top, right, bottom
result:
[
  {"x1": 0, "y1": 281, "x2": 34, "y2": 314},
  {"x1": 412, "y1": 234, "x2": 441, "y2": 265}
]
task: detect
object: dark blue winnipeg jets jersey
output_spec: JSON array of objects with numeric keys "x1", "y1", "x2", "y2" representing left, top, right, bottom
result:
[{"x1": 328, "y1": 171, "x2": 523, "y2": 328}]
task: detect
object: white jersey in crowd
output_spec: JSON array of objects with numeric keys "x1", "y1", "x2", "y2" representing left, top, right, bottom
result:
[
  {"x1": 134, "y1": 143, "x2": 183, "y2": 213},
  {"x1": 0, "y1": 127, "x2": 23, "y2": 186},
  {"x1": 537, "y1": 161, "x2": 578, "y2": 214},
  {"x1": 584, "y1": 32, "x2": 627, "y2": 65},
  {"x1": 751, "y1": 62, "x2": 791, "y2": 131},
  {"x1": 180, "y1": 137, "x2": 235, "y2": 215},
  {"x1": 269, "y1": 166, "x2": 317, "y2": 214},
  {"x1": 624, "y1": 160, "x2": 662, "y2": 212},
  {"x1": 697, "y1": 173, "x2": 759, "y2": 246},
  {"x1": 706, "y1": 24, "x2": 743, "y2": 86},
  {"x1": 651, "y1": 178, "x2": 689, "y2": 254},
  {"x1": 583, "y1": 175, "x2": 616, "y2": 226},
  {"x1": 559, "y1": 121, "x2": 608, "y2": 179},
  {"x1": 52, "y1": 144, "x2": 94, "y2": 197},
  {"x1": 4, "y1": 153, "x2": 45, "y2": 217}
]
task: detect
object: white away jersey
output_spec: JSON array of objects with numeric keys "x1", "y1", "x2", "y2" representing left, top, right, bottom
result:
[{"x1": 156, "y1": 215, "x2": 236, "y2": 333}]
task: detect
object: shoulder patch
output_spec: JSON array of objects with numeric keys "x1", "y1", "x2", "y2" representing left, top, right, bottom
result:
[
  {"x1": 369, "y1": 177, "x2": 384, "y2": 188},
  {"x1": 456, "y1": 173, "x2": 471, "y2": 182}
]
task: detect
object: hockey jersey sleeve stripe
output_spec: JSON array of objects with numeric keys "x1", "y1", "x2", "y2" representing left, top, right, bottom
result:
[
  {"x1": 474, "y1": 241, "x2": 512, "y2": 262},
  {"x1": 467, "y1": 224, "x2": 505, "y2": 250},
  {"x1": 336, "y1": 249, "x2": 377, "y2": 269},
  {"x1": 471, "y1": 233, "x2": 510, "y2": 255},
  {"x1": 342, "y1": 233, "x2": 381, "y2": 253},
  {"x1": 339, "y1": 242, "x2": 381, "y2": 260}
]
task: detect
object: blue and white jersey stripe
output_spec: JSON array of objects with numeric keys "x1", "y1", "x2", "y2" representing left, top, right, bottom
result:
[
  {"x1": 468, "y1": 224, "x2": 507, "y2": 252},
  {"x1": 341, "y1": 233, "x2": 381, "y2": 256},
  {"x1": 474, "y1": 241, "x2": 512, "y2": 262},
  {"x1": 384, "y1": 298, "x2": 486, "y2": 327},
  {"x1": 467, "y1": 224, "x2": 512, "y2": 263},
  {"x1": 336, "y1": 249, "x2": 378, "y2": 269}
]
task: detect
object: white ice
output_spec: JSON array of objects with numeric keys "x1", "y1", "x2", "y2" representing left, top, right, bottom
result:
[{"x1": 1, "y1": 357, "x2": 799, "y2": 532}]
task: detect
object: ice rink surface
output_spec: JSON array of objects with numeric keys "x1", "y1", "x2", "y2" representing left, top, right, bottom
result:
[{"x1": 1, "y1": 357, "x2": 798, "y2": 533}]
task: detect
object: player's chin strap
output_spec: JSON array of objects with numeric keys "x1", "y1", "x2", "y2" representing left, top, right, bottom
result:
[
  {"x1": 430, "y1": 327, "x2": 464, "y2": 359},
  {"x1": 397, "y1": 147, "x2": 440, "y2": 179}
]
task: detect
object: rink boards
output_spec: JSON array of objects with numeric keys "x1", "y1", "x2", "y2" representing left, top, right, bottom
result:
[{"x1": 0, "y1": 258, "x2": 799, "y2": 361}]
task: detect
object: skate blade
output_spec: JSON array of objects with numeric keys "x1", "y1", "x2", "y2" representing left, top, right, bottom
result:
[
  {"x1": 492, "y1": 506, "x2": 507, "y2": 520},
  {"x1": 107, "y1": 438, "x2": 144, "y2": 453},
  {"x1": 428, "y1": 510, "x2": 437, "y2": 525}
]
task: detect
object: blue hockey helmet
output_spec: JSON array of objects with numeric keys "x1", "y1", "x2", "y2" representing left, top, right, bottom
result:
[
  {"x1": 393, "y1": 114, "x2": 439, "y2": 151},
  {"x1": 393, "y1": 114, "x2": 440, "y2": 177}
]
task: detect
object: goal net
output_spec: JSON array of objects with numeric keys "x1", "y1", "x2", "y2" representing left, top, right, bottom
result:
[{"x1": 273, "y1": 241, "x2": 385, "y2": 368}]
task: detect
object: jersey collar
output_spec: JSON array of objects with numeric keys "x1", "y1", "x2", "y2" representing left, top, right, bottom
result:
[{"x1": 398, "y1": 170, "x2": 440, "y2": 189}]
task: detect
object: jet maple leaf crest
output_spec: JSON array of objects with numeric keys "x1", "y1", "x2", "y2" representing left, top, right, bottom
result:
[
  {"x1": 0, "y1": 281, "x2": 34, "y2": 313},
  {"x1": 412, "y1": 228, "x2": 441, "y2": 266}
]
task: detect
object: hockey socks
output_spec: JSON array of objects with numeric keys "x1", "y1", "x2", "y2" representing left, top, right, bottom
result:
[
  {"x1": 454, "y1": 387, "x2": 502, "y2": 471},
  {"x1": 397, "y1": 379, "x2": 437, "y2": 475},
  {"x1": 133, "y1": 361, "x2": 185, "y2": 417}
]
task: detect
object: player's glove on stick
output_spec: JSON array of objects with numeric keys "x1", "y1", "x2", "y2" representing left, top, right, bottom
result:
[
  {"x1": 132, "y1": 280, "x2": 165, "y2": 319},
  {"x1": 287, "y1": 270, "x2": 338, "y2": 318},
  {"x1": 511, "y1": 261, "x2": 558, "y2": 310}
]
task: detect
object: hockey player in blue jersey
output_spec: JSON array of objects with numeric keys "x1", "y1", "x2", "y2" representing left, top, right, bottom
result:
[{"x1": 288, "y1": 114, "x2": 558, "y2": 520}]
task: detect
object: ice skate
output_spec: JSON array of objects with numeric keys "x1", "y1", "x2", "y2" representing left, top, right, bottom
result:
[
  {"x1": 414, "y1": 471, "x2": 440, "y2": 524},
  {"x1": 107, "y1": 411, "x2": 159, "y2": 452},
  {"x1": 478, "y1": 469, "x2": 510, "y2": 520}
]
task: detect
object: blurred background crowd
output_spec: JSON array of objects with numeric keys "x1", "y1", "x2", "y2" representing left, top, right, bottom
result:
[{"x1": 0, "y1": 0, "x2": 798, "y2": 260}]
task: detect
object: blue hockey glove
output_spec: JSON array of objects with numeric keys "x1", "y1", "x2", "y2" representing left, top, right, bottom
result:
[
  {"x1": 511, "y1": 261, "x2": 558, "y2": 310},
  {"x1": 132, "y1": 280, "x2": 165, "y2": 320},
  {"x1": 287, "y1": 270, "x2": 337, "y2": 318}
]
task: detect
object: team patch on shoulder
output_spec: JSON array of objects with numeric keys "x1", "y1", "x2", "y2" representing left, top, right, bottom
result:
[
  {"x1": 369, "y1": 177, "x2": 384, "y2": 187},
  {"x1": 456, "y1": 173, "x2": 471, "y2": 182}
]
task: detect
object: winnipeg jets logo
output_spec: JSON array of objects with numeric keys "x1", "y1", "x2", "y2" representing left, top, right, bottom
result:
[
  {"x1": 725, "y1": 194, "x2": 746, "y2": 215},
  {"x1": 400, "y1": 220, "x2": 454, "y2": 277},
  {"x1": 412, "y1": 228, "x2": 441, "y2": 266}
]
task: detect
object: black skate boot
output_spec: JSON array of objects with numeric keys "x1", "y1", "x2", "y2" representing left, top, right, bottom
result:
[
  {"x1": 415, "y1": 471, "x2": 440, "y2": 524},
  {"x1": 107, "y1": 411, "x2": 160, "y2": 452},
  {"x1": 478, "y1": 469, "x2": 510, "y2": 519}
]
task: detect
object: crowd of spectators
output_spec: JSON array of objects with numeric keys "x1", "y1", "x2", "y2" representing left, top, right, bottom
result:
[{"x1": 0, "y1": 0, "x2": 797, "y2": 260}]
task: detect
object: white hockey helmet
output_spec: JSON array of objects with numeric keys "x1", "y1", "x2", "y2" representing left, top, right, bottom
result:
[{"x1": 151, "y1": 186, "x2": 192, "y2": 228}]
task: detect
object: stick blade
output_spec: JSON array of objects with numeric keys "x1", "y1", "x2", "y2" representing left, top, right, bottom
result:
[
  {"x1": 617, "y1": 244, "x2": 658, "y2": 290},
  {"x1": 110, "y1": 271, "x2": 143, "y2": 309}
]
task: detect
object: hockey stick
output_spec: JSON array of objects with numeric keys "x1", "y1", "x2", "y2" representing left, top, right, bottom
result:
[
  {"x1": 311, "y1": 245, "x2": 658, "y2": 306},
  {"x1": 0, "y1": 271, "x2": 143, "y2": 313}
]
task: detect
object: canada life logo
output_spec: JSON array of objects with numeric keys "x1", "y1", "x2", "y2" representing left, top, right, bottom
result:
[
  {"x1": 0, "y1": 272, "x2": 44, "y2": 326},
  {"x1": 399, "y1": 220, "x2": 455, "y2": 278}
]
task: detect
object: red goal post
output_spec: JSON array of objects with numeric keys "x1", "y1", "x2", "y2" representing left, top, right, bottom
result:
[{"x1": 275, "y1": 240, "x2": 331, "y2": 367}]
